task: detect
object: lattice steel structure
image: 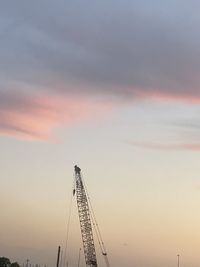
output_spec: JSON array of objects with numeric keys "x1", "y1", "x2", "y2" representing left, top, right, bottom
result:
[{"x1": 74, "y1": 165, "x2": 97, "y2": 267}]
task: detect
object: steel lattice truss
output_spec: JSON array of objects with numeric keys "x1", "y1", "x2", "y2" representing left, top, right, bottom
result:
[{"x1": 74, "y1": 166, "x2": 97, "y2": 267}]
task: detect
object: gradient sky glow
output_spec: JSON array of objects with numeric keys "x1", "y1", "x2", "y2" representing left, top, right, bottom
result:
[{"x1": 1, "y1": 1, "x2": 200, "y2": 267}]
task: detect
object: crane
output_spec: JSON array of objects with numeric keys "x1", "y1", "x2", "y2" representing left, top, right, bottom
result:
[{"x1": 73, "y1": 165, "x2": 110, "y2": 267}]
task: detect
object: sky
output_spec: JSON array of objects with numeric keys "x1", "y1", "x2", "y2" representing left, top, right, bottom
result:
[{"x1": 1, "y1": 1, "x2": 200, "y2": 267}]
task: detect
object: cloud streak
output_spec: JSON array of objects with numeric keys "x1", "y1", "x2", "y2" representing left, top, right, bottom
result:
[
  {"x1": 0, "y1": 90, "x2": 112, "y2": 141},
  {"x1": 127, "y1": 141, "x2": 200, "y2": 151}
]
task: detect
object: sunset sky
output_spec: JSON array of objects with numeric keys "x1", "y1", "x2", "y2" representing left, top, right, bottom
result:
[{"x1": 1, "y1": 1, "x2": 200, "y2": 267}]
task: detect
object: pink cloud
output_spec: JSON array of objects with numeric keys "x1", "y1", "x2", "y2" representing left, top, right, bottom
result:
[
  {"x1": 0, "y1": 92, "x2": 113, "y2": 141},
  {"x1": 133, "y1": 89, "x2": 200, "y2": 104},
  {"x1": 1, "y1": 85, "x2": 200, "y2": 142}
]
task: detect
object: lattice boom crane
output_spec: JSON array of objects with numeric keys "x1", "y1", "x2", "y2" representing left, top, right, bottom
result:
[{"x1": 74, "y1": 165, "x2": 98, "y2": 267}]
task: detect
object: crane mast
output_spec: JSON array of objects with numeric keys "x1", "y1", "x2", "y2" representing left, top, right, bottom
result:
[{"x1": 74, "y1": 165, "x2": 98, "y2": 267}]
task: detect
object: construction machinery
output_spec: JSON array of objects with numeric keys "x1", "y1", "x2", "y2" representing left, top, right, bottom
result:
[{"x1": 73, "y1": 165, "x2": 110, "y2": 267}]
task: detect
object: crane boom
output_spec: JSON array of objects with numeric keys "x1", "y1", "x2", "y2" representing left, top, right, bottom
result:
[{"x1": 74, "y1": 165, "x2": 98, "y2": 267}]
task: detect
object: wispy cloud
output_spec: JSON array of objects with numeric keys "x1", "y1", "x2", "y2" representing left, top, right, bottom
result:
[
  {"x1": 127, "y1": 141, "x2": 200, "y2": 151},
  {"x1": 0, "y1": 90, "x2": 113, "y2": 141},
  {"x1": 172, "y1": 120, "x2": 200, "y2": 130}
]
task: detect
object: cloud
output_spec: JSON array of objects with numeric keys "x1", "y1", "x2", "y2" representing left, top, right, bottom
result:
[
  {"x1": 127, "y1": 141, "x2": 200, "y2": 151},
  {"x1": 0, "y1": 0, "x2": 200, "y2": 101},
  {"x1": 0, "y1": 90, "x2": 113, "y2": 141},
  {"x1": 172, "y1": 120, "x2": 200, "y2": 130},
  {"x1": 1, "y1": 1, "x2": 200, "y2": 140}
]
